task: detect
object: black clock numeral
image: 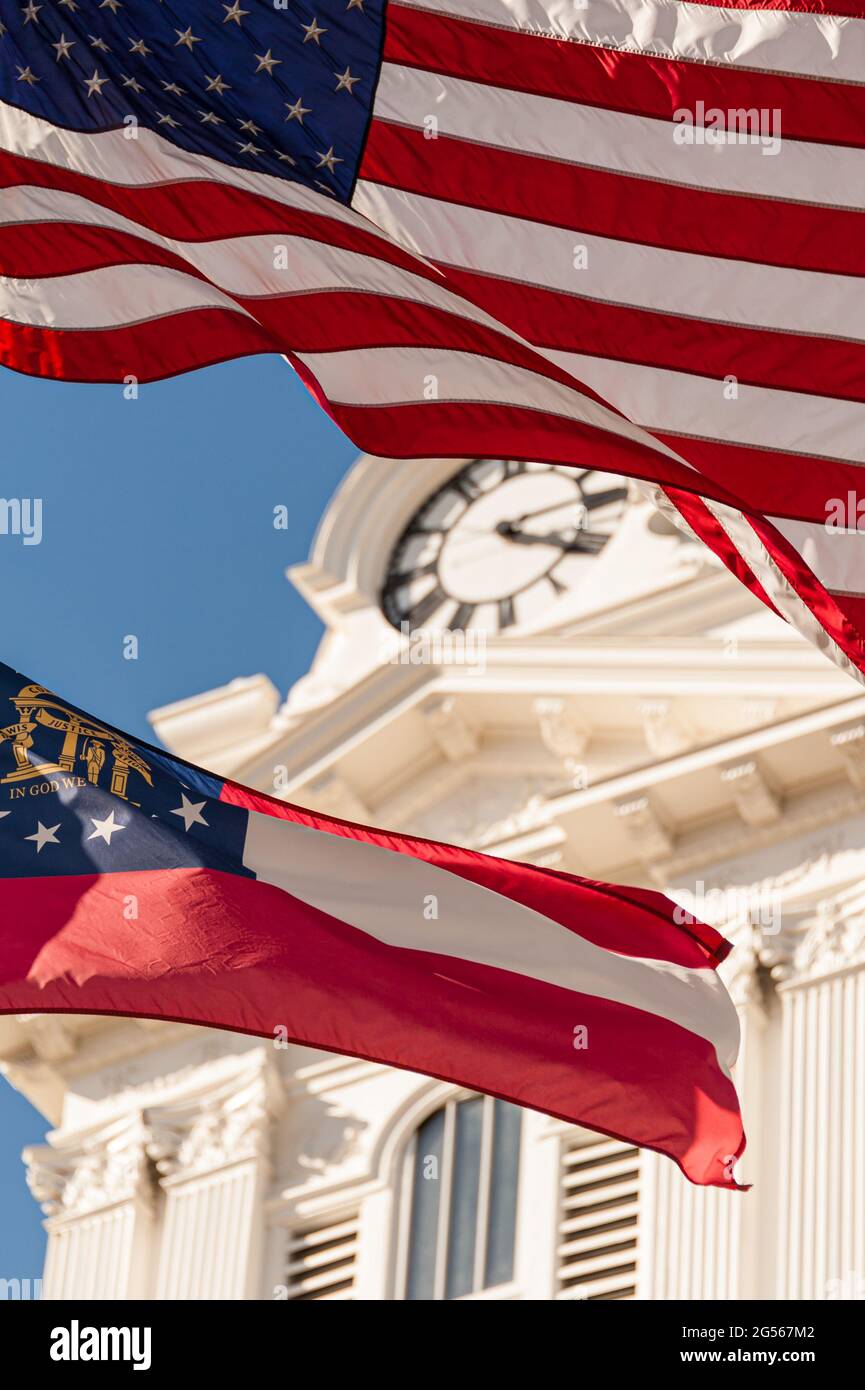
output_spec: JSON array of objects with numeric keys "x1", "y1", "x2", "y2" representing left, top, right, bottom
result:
[
  {"x1": 405, "y1": 525, "x2": 443, "y2": 539},
  {"x1": 383, "y1": 561, "x2": 438, "y2": 593},
  {"x1": 454, "y1": 477, "x2": 482, "y2": 503},
  {"x1": 548, "y1": 571, "x2": 567, "y2": 596},
  {"x1": 409, "y1": 585, "x2": 449, "y2": 628},
  {"x1": 448, "y1": 603, "x2": 476, "y2": 632},
  {"x1": 503, "y1": 461, "x2": 527, "y2": 479},
  {"x1": 498, "y1": 596, "x2": 516, "y2": 629},
  {"x1": 578, "y1": 483, "x2": 629, "y2": 511}
]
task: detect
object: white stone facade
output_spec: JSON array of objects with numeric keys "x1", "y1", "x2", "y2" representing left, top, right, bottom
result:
[{"x1": 2, "y1": 454, "x2": 864, "y2": 1300}]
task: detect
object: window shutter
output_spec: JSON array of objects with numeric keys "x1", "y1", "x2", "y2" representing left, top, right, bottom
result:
[
  {"x1": 556, "y1": 1135, "x2": 641, "y2": 1300},
  {"x1": 285, "y1": 1215, "x2": 359, "y2": 1300}
]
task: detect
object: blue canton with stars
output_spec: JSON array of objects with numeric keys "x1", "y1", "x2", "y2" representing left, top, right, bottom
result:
[
  {"x1": 0, "y1": 0, "x2": 386, "y2": 201},
  {"x1": 0, "y1": 661, "x2": 255, "y2": 880}
]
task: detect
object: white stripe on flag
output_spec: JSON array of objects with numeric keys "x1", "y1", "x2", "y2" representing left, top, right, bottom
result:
[
  {"x1": 546, "y1": 350, "x2": 865, "y2": 465},
  {"x1": 295, "y1": 344, "x2": 689, "y2": 464},
  {"x1": 357, "y1": 178, "x2": 865, "y2": 342},
  {"x1": 398, "y1": 0, "x2": 865, "y2": 84},
  {"x1": 0, "y1": 99, "x2": 363, "y2": 230},
  {"x1": 0, "y1": 184, "x2": 534, "y2": 336},
  {"x1": 242, "y1": 808, "x2": 741, "y2": 1071},
  {"x1": 373, "y1": 62, "x2": 861, "y2": 208},
  {"x1": 0, "y1": 263, "x2": 252, "y2": 329},
  {"x1": 703, "y1": 497, "x2": 859, "y2": 677},
  {"x1": 770, "y1": 515, "x2": 865, "y2": 595}
]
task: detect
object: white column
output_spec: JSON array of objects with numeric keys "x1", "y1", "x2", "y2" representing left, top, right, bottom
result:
[
  {"x1": 147, "y1": 1051, "x2": 280, "y2": 1301},
  {"x1": 25, "y1": 1114, "x2": 155, "y2": 1300},
  {"x1": 517, "y1": 1112, "x2": 560, "y2": 1300},
  {"x1": 638, "y1": 942, "x2": 768, "y2": 1299},
  {"x1": 774, "y1": 899, "x2": 865, "y2": 1300}
]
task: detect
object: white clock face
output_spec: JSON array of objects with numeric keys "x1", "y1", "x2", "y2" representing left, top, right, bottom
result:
[{"x1": 381, "y1": 460, "x2": 628, "y2": 633}]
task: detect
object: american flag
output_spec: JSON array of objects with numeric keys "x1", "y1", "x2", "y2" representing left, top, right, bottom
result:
[{"x1": 2, "y1": 0, "x2": 864, "y2": 678}]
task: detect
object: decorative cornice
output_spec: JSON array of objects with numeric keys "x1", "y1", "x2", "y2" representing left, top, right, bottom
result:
[
  {"x1": 829, "y1": 722, "x2": 865, "y2": 790},
  {"x1": 613, "y1": 793, "x2": 673, "y2": 863},
  {"x1": 639, "y1": 699, "x2": 691, "y2": 759},
  {"x1": 304, "y1": 771, "x2": 371, "y2": 825},
  {"x1": 533, "y1": 698, "x2": 588, "y2": 772},
  {"x1": 422, "y1": 696, "x2": 478, "y2": 762},
  {"x1": 748, "y1": 878, "x2": 865, "y2": 987},
  {"x1": 720, "y1": 759, "x2": 781, "y2": 828},
  {"x1": 214, "y1": 641, "x2": 855, "y2": 802}
]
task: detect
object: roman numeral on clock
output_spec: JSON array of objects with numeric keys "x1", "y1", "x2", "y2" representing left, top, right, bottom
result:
[
  {"x1": 498, "y1": 596, "x2": 516, "y2": 629},
  {"x1": 383, "y1": 561, "x2": 438, "y2": 592},
  {"x1": 448, "y1": 603, "x2": 476, "y2": 631},
  {"x1": 408, "y1": 585, "x2": 448, "y2": 628}
]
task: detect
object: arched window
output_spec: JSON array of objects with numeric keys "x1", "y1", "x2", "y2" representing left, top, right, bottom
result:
[{"x1": 399, "y1": 1094, "x2": 522, "y2": 1300}]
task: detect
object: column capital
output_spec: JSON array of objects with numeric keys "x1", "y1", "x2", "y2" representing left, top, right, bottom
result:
[
  {"x1": 24, "y1": 1112, "x2": 153, "y2": 1220},
  {"x1": 145, "y1": 1051, "x2": 281, "y2": 1184},
  {"x1": 721, "y1": 935, "x2": 765, "y2": 1012},
  {"x1": 790, "y1": 889, "x2": 865, "y2": 986}
]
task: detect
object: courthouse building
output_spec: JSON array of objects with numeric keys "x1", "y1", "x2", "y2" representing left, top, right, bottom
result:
[{"x1": 2, "y1": 453, "x2": 864, "y2": 1300}]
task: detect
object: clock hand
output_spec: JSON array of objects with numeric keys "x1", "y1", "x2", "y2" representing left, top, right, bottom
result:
[
  {"x1": 562, "y1": 530, "x2": 609, "y2": 554},
  {"x1": 510, "y1": 486, "x2": 627, "y2": 526},
  {"x1": 496, "y1": 523, "x2": 610, "y2": 553}
]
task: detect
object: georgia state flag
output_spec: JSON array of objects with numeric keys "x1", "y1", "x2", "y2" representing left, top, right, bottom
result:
[{"x1": 0, "y1": 659, "x2": 745, "y2": 1188}]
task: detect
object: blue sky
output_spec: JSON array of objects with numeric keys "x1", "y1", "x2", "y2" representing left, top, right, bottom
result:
[{"x1": 0, "y1": 353, "x2": 358, "y2": 1282}]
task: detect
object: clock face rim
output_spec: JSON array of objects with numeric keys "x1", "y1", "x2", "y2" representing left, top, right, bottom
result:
[{"x1": 380, "y1": 459, "x2": 628, "y2": 636}]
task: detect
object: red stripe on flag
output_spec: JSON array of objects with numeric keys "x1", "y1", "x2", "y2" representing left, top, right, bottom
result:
[
  {"x1": 666, "y1": 486, "x2": 865, "y2": 674},
  {"x1": 0, "y1": 150, "x2": 438, "y2": 283},
  {"x1": 361, "y1": 120, "x2": 865, "y2": 279},
  {"x1": 311, "y1": 397, "x2": 743, "y2": 507},
  {"x1": 0, "y1": 308, "x2": 275, "y2": 383},
  {"x1": 0, "y1": 219, "x2": 660, "y2": 405},
  {"x1": 664, "y1": 488, "x2": 781, "y2": 617},
  {"x1": 0, "y1": 868, "x2": 746, "y2": 1188},
  {"x1": 384, "y1": 2, "x2": 865, "y2": 148},
  {"x1": 652, "y1": 434, "x2": 864, "y2": 529},
  {"x1": 435, "y1": 264, "x2": 865, "y2": 410},
  {"x1": 748, "y1": 508, "x2": 865, "y2": 670}
]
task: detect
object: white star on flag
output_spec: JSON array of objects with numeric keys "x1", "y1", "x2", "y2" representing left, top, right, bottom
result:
[
  {"x1": 83, "y1": 70, "x2": 109, "y2": 97},
  {"x1": 26, "y1": 822, "x2": 61, "y2": 852},
  {"x1": 88, "y1": 811, "x2": 125, "y2": 845},
  {"x1": 301, "y1": 18, "x2": 327, "y2": 43},
  {"x1": 254, "y1": 50, "x2": 281, "y2": 76},
  {"x1": 335, "y1": 67, "x2": 360, "y2": 96},
  {"x1": 171, "y1": 795, "x2": 209, "y2": 832}
]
